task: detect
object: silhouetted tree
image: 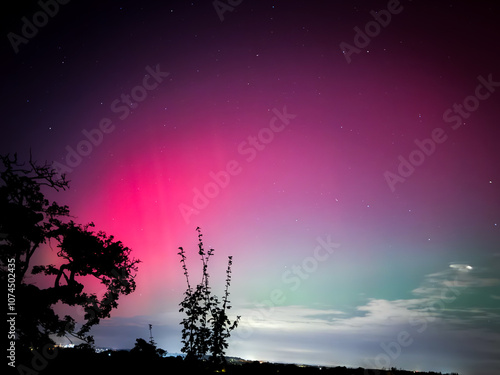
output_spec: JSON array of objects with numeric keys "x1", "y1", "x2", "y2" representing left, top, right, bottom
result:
[
  {"x1": 130, "y1": 338, "x2": 167, "y2": 358},
  {"x1": 177, "y1": 227, "x2": 240, "y2": 367},
  {"x1": 0, "y1": 153, "x2": 140, "y2": 352}
]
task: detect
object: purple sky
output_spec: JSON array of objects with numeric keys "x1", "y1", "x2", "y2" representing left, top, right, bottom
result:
[{"x1": 2, "y1": 1, "x2": 500, "y2": 374}]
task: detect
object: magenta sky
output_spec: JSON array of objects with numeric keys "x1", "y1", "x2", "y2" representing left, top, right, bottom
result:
[{"x1": 2, "y1": 1, "x2": 500, "y2": 374}]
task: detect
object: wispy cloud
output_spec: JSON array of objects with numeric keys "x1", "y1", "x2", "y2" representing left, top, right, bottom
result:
[{"x1": 228, "y1": 261, "x2": 500, "y2": 372}]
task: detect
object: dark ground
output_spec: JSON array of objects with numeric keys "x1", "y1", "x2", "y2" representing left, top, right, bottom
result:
[{"x1": 10, "y1": 348, "x2": 458, "y2": 375}]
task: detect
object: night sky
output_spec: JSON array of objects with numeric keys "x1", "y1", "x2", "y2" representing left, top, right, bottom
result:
[{"x1": 2, "y1": 1, "x2": 500, "y2": 374}]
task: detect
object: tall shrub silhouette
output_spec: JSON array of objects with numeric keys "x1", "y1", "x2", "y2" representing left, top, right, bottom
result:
[{"x1": 178, "y1": 227, "x2": 240, "y2": 366}]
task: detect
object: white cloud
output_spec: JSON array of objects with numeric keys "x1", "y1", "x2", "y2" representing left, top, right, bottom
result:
[
  {"x1": 228, "y1": 262, "x2": 500, "y2": 371},
  {"x1": 449, "y1": 263, "x2": 473, "y2": 271}
]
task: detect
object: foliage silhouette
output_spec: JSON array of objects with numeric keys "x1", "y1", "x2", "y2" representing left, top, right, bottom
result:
[
  {"x1": 130, "y1": 338, "x2": 167, "y2": 358},
  {"x1": 178, "y1": 227, "x2": 240, "y2": 367},
  {"x1": 0, "y1": 153, "x2": 140, "y2": 352}
]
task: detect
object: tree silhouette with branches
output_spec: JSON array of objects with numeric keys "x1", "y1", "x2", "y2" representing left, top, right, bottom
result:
[{"x1": 0, "y1": 153, "x2": 140, "y2": 353}]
